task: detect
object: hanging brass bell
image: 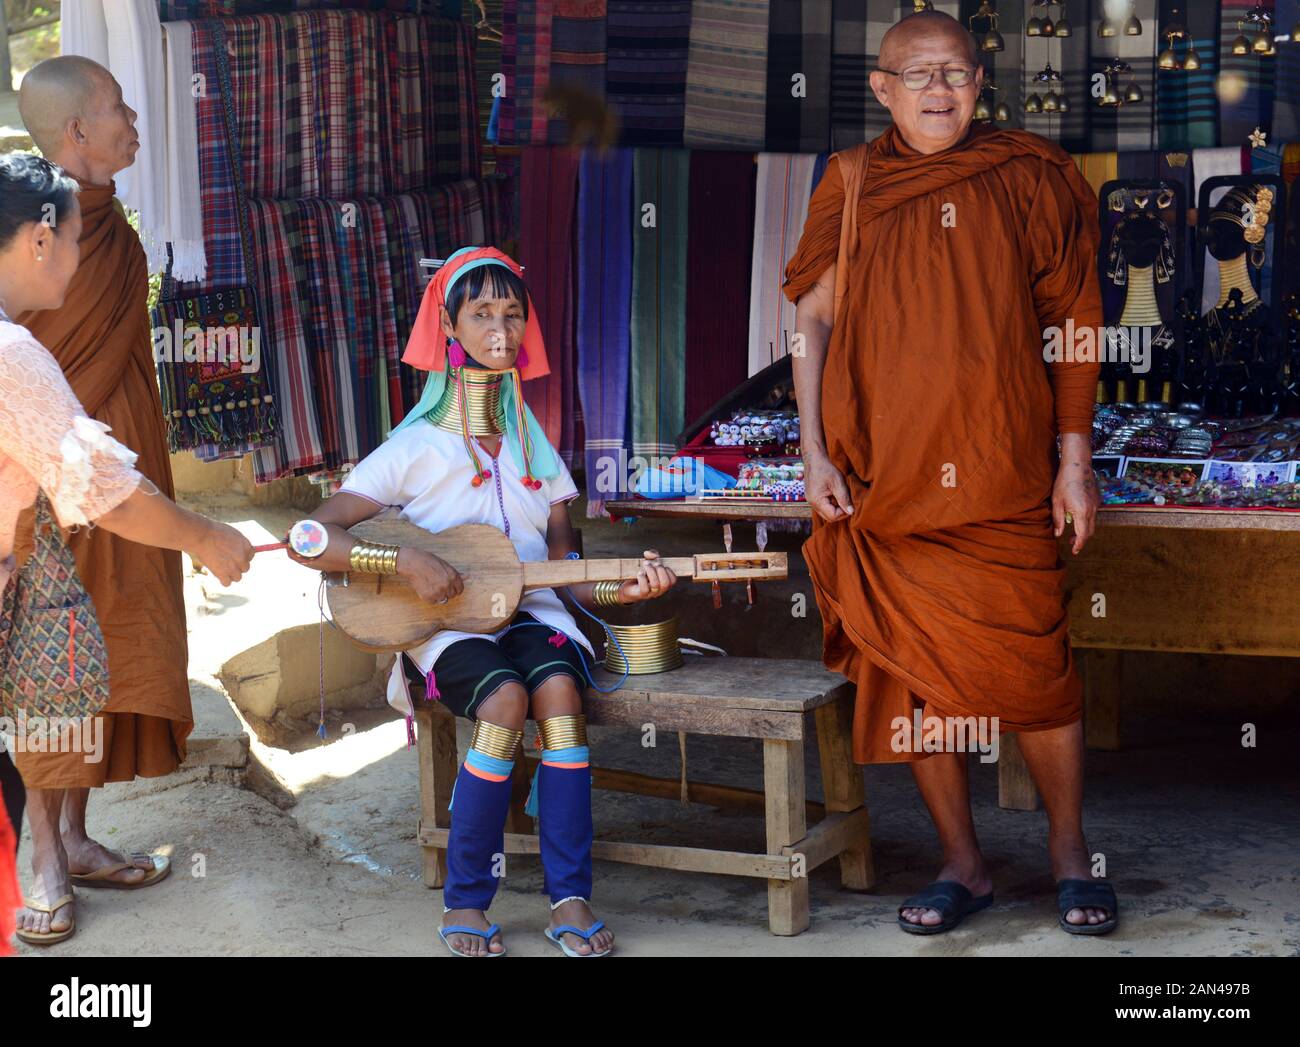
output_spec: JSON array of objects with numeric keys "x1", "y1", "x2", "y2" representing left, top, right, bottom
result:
[
  {"x1": 1123, "y1": 14, "x2": 1142, "y2": 36},
  {"x1": 1055, "y1": 16, "x2": 1073, "y2": 37},
  {"x1": 1125, "y1": 81, "x2": 1144, "y2": 103},
  {"x1": 1042, "y1": 17, "x2": 1055, "y2": 35},
  {"x1": 1057, "y1": 93, "x2": 1071, "y2": 112},
  {"x1": 974, "y1": 96, "x2": 993, "y2": 121},
  {"x1": 995, "y1": 102, "x2": 1011, "y2": 122},
  {"x1": 1098, "y1": 18, "x2": 1117, "y2": 38},
  {"x1": 1293, "y1": 22, "x2": 1300, "y2": 43},
  {"x1": 1042, "y1": 91, "x2": 1060, "y2": 112},
  {"x1": 1231, "y1": 34, "x2": 1251, "y2": 55},
  {"x1": 983, "y1": 29, "x2": 1005, "y2": 51},
  {"x1": 1182, "y1": 47, "x2": 1201, "y2": 71},
  {"x1": 1025, "y1": 92, "x2": 1043, "y2": 113},
  {"x1": 1101, "y1": 84, "x2": 1121, "y2": 106},
  {"x1": 1252, "y1": 32, "x2": 1273, "y2": 55},
  {"x1": 1158, "y1": 47, "x2": 1179, "y2": 70},
  {"x1": 1026, "y1": 16, "x2": 1044, "y2": 36}
]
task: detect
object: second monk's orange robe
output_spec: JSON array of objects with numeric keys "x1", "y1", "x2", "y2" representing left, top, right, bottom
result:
[
  {"x1": 782, "y1": 123, "x2": 1102, "y2": 764},
  {"x1": 14, "y1": 181, "x2": 191, "y2": 788}
]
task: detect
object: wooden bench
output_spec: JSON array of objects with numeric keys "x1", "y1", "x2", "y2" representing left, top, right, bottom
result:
[{"x1": 415, "y1": 657, "x2": 875, "y2": 935}]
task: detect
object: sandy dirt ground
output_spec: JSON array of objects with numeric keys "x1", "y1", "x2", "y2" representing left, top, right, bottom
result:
[{"x1": 12, "y1": 708, "x2": 1300, "y2": 957}]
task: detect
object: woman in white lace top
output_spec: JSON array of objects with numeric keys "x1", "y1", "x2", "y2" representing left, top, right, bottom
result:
[{"x1": 0, "y1": 153, "x2": 253, "y2": 948}]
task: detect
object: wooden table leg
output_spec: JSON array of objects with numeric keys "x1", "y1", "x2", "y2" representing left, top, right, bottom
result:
[
  {"x1": 997, "y1": 731, "x2": 1040, "y2": 811},
  {"x1": 764, "y1": 737, "x2": 810, "y2": 935},
  {"x1": 417, "y1": 705, "x2": 458, "y2": 888},
  {"x1": 1082, "y1": 649, "x2": 1122, "y2": 752},
  {"x1": 813, "y1": 693, "x2": 875, "y2": 890}
]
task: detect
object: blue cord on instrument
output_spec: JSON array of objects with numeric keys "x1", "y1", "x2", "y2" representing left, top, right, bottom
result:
[{"x1": 484, "y1": 553, "x2": 629, "y2": 693}]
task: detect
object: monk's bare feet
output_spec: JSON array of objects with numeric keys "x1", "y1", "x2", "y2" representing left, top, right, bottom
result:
[
  {"x1": 549, "y1": 898, "x2": 614, "y2": 955},
  {"x1": 441, "y1": 908, "x2": 504, "y2": 956},
  {"x1": 899, "y1": 859, "x2": 992, "y2": 929},
  {"x1": 62, "y1": 833, "x2": 155, "y2": 886},
  {"x1": 17, "y1": 840, "x2": 74, "y2": 938},
  {"x1": 1050, "y1": 833, "x2": 1113, "y2": 928}
]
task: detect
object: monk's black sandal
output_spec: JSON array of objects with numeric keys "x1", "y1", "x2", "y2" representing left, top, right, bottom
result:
[
  {"x1": 897, "y1": 881, "x2": 994, "y2": 935},
  {"x1": 1057, "y1": 878, "x2": 1119, "y2": 936}
]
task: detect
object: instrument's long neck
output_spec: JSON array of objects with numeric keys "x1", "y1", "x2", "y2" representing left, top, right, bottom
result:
[{"x1": 521, "y1": 556, "x2": 697, "y2": 590}]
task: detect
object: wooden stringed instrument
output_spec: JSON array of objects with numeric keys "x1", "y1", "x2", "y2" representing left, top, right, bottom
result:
[{"x1": 326, "y1": 520, "x2": 787, "y2": 652}]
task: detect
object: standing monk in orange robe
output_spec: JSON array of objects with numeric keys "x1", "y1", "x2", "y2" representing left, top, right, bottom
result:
[
  {"x1": 12, "y1": 56, "x2": 189, "y2": 933},
  {"x1": 783, "y1": 12, "x2": 1116, "y2": 936}
]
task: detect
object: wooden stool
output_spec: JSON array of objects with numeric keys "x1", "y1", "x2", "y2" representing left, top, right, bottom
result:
[{"x1": 416, "y1": 657, "x2": 875, "y2": 936}]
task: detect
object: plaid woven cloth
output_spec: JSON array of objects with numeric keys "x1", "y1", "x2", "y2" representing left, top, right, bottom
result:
[
  {"x1": 830, "y1": 0, "x2": 901, "y2": 149},
  {"x1": 181, "y1": 20, "x2": 248, "y2": 291},
  {"x1": 500, "y1": 0, "x2": 557, "y2": 144},
  {"x1": 765, "y1": 0, "x2": 831, "y2": 152},
  {"x1": 606, "y1": 0, "x2": 690, "y2": 146},
  {"x1": 547, "y1": 1, "x2": 608, "y2": 145},
  {"x1": 1156, "y1": 0, "x2": 1220, "y2": 150},
  {"x1": 1219, "y1": 0, "x2": 1276, "y2": 147},
  {"x1": 1024, "y1": 0, "x2": 1157, "y2": 153},
  {"x1": 1272, "y1": 0, "x2": 1300, "y2": 142},
  {"x1": 216, "y1": 10, "x2": 477, "y2": 200},
  {"x1": 683, "y1": 0, "x2": 769, "y2": 148},
  {"x1": 157, "y1": 2, "x2": 441, "y2": 18},
  {"x1": 247, "y1": 184, "x2": 498, "y2": 482}
]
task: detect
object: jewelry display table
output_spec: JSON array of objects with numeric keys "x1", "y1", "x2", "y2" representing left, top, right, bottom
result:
[
  {"x1": 415, "y1": 657, "x2": 874, "y2": 936},
  {"x1": 605, "y1": 499, "x2": 1300, "y2": 812}
]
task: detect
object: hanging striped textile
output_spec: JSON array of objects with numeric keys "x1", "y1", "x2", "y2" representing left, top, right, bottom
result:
[
  {"x1": 765, "y1": 0, "x2": 832, "y2": 153},
  {"x1": 246, "y1": 183, "x2": 496, "y2": 482},
  {"x1": 683, "y1": 0, "x2": 769, "y2": 148},
  {"x1": 606, "y1": 0, "x2": 691, "y2": 146},
  {"x1": 1274, "y1": 0, "x2": 1300, "y2": 141},
  {"x1": 831, "y1": 0, "x2": 902, "y2": 149},
  {"x1": 685, "y1": 151, "x2": 755, "y2": 425},
  {"x1": 576, "y1": 148, "x2": 634, "y2": 515},
  {"x1": 1155, "y1": 0, "x2": 1220, "y2": 150},
  {"x1": 216, "y1": 10, "x2": 477, "y2": 199},
  {"x1": 158, "y1": 1, "x2": 444, "y2": 17},
  {"x1": 547, "y1": 1, "x2": 608, "y2": 146},
  {"x1": 518, "y1": 147, "x2": 583, "y2": 460},
  {"x1": 1218, "y1": 0, "x2": 1278, "y2": 147},
  {"x1": 748, "y1": 152, "x2": 816, "y2": 376},
  {"x1": 499, "y1": 0, "x2": 556, "y2": 145},
  {"x1": 183, "y1": 20, "x2": 249, "y2": 291},
  {"x1": 1193, "y1": 146, "x2": 1248, "y2": 314},
  {"x1": 630, "y1": 149, "x2": 690, "y2": 461}
]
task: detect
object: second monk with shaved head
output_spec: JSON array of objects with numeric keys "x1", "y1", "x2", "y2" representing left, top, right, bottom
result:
[
  {"x1": 784, "y1": 11, "x2": 1119, "y2": 935},
  {"x1": 11, "y1": 55, "x2": 186, "y2": 939}
]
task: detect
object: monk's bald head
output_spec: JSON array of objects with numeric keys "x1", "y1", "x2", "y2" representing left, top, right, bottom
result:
[
  {"x1": 879, "y1": 11, "x2": 978, "y2": 71},
  {"x1": 18, "y1": 56, "x2": 140, "y2": 184}
]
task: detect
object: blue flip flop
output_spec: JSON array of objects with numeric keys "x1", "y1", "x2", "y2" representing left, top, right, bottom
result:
[
  {"x1": 438, "y1": 923, "x2": 506, "y2": 957},
  {"x1": 545, "y1": 921, "x2": 613, "y2": 957},
  {"x1": 898, "y1": 881, "x2": 994, "y2": 935}
]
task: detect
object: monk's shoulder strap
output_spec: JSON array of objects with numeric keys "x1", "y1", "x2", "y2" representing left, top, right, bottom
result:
[{"x1": 833, "y1": 143, "x2": 873, "y2": 317}]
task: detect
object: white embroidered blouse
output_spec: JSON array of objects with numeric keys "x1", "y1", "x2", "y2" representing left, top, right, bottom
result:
[{"x1": 0, "y1": 320, "x2": 143, "y2": 588}]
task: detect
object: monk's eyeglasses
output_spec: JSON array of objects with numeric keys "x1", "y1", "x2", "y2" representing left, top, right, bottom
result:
[{"x1": 877, "y1": 63, "x2": 978, "y2": 91}]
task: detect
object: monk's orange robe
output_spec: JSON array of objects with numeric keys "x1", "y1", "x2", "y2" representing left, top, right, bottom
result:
[
  {"x1": 14, "y1": 181, "x2": 190, "y2": 787},
  {"x1": 782, "y1": 124, "x2": 1102, "y2": 764}
]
